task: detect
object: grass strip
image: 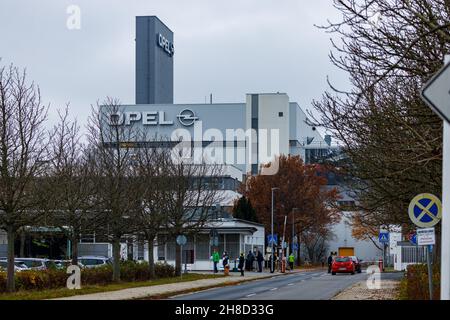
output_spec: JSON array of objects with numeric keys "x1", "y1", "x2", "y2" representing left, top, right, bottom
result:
[{"x1": 0, "y1": 273, "x2": 224, "y2": 300}]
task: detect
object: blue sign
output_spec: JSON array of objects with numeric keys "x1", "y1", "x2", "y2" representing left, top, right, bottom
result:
[
  {"x1": 379, "y1": 232, "x2": 390, "y2": 243},
  {"x1": 292, "y1": 243, "x2": 298, "y2": 250},
  {"x1": 267, "y1": 234, "x2": 278, "y2": 244},
  {"x1": 408, "y1": 194, "x2": 442, "y2": 228},
  {"x1": 409, "y1": 233, "x2": 417, "y2": 245}
]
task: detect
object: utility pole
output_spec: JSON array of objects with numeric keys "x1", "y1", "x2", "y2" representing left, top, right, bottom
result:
[
  {"x1": 281, "y1": 215, "x2": 287, "y2": 273},
  {"x1": 442, "y1": 55, "x2": 450, "y2": 300},
  {"x1": 292, "y1": 208, "x2": 299, "y2": 263},
  {"x1": 420, "y1": 54, "x2": 450, "y2": 299},
  {"x1": 271, "y1": 187, "x2": 279, "y2": 273}
]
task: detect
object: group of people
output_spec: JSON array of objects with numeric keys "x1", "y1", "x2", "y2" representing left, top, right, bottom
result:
[
  {"x1": 212, "y1": 248, "x2": 297, "y2": 276},
  {"x1": 211, "y1": 248, "x2": 265, "y2": 276},
  {"x1": 327, "y1": 251, "x2": 338, "y2": 273}
]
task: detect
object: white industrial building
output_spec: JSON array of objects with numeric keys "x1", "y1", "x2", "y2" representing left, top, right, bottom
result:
[{"x1": 0, "y1": 15, "x2": 382, "y2": 269}]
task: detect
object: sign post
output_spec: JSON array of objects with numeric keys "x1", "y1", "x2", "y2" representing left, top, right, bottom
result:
[
  {"x1": 421, "y1": 55, "x2": 450, "y2": 300},
  {"x1": 379, "y1": 232, "x2": 389, "y2": 269},
  {"x1": 417, "y1": 227, "x2": 436, "y2": 300},
  {"x1": 408, "y1": 194, "x2": 441, "y2": 300},
  {"x1": 176, "y1": 235, "x2": 187, "y2": 279}
]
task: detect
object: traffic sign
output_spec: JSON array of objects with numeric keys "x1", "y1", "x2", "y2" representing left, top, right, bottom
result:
[
  {"x1": 421, "y1": 56, "x2": 450, "y2": 300},
  {"x1": 267, "y1": 234, "x2": 278, "y2": 245},
  {"x1": 421, "y1": 62, "x2": 450, "y2": 123},
  {"x1": 389, "y1": 232, "x2": 402, "y2": 251},
  {"x1": 176, "y1": 235, "x2": 187, "y2": 246},
  {"x1": 417, "y1": 227, "x2": 436, "y2": 246},
  {"x1": 408, "y1": 193, "x2": 442, "y2": 228},
  {"x1": 292, "y1": 243, "x2": 298, "y2": 250},
  {"x1": 408, "y1": 233, "x2": 417, "y2": 245},
  {"x1": 378, "y1": 232, "x2": 389, "y2": 243}
]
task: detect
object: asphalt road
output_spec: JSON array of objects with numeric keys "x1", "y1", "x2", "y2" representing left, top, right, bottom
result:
[{"x1": 171, "y1": 270, "x2": 404, "y2": 300}]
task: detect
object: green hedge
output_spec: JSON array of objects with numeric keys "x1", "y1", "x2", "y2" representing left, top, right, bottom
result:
[
  {"x1": 0, "y1": 261, "x2": 175, "y2": 292},
  {"x1": 401, "y1": 264, "x2": 440, "y2": 300}
]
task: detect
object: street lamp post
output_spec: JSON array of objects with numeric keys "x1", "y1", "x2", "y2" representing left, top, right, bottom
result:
[
  {"x1": 271, "y1": 187, "x2": 279, "y2": 273},
  {"x1": 292, "y1": 208, "x2": 299, "y2": 259}
]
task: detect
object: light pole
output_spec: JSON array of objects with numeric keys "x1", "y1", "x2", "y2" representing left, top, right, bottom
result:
[
  {"x1": 292, "y1": 208, "x2": 299, "y2": 262},
  {"x1": 271, "y1": 187, "x2": 279, "y2": 273}
]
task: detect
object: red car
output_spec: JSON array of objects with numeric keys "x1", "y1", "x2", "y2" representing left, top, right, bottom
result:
[{"x1": 331, "y1": 256, "x2": 355, "y2": 275}]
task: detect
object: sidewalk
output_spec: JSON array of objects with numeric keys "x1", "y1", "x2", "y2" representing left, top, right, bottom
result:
[
  {"x1": 332, "y1": 279, "x2": 400, "y2": 300},
  {"x1": 52, "y1": 268, "x2": 320, "y2": 300}
]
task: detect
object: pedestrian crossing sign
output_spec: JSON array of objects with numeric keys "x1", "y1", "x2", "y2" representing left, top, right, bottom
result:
[{"x1": 378, "y1": 232, "x2": 389, "y2": 243}]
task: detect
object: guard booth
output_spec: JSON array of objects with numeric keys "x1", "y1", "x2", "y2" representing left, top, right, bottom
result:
[{"x1": 393, "y1": 241, "x2": 427, "y2": 271}]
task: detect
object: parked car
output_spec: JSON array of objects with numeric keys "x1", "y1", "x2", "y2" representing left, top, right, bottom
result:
[
  {"x1": 51, "y1": 260, "x2": 72, "y2": 269},
  {"x1": 349, "y1": 256, "x2": 362, "y2": 273},
  {"x1": 77, "y1": 256, "x2": 112, "y2": 268},
  {"x1": 331, "y1": 256, "x2": 355, "y2": 275},
  {"x1": 0, "y1": 260, "x2": 30, "y2": 272},
  {"x1": 15, "y1": 258, "x2": 51, "y2": 270}
]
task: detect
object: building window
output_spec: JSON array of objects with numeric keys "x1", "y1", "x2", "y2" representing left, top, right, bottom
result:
[
  {"x1": 226, "y1": 234, "x2": 240, "y2": 261},
  {"x1": 278, "y1": 112, "x2": 283, "y2": 117},
  {"x1": 157, "y1": 235, "x2": 167, "y2": 260},
  {"x1": 195, "y1": 234, "x2": 210, "y2": 260},
  {"x1": 137, "y1": 238, "x2": 145, "y2": 260}
]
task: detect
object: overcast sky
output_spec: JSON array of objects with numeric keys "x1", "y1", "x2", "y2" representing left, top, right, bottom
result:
[{"x1": 0, "y1": 0, "x2": 348, "y2": 131}]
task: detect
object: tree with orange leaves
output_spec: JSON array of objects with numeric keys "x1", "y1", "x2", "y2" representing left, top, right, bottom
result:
[{"x1": 241, "y1": 155, "x2": 341, "y2": 260}]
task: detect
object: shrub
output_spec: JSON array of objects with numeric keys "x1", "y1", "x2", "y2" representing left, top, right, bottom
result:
[
  {"x1": 404, "y1": 264, "x2": 440, "y2": 300},
  {"x1": 82, "y1": 265, "x2": 113, "y2": 285},
  {"x1": 0, "y1": 260, "x2": 177, "y2": 293},
  {"x1": 154, "y1": 262, "x2": 175, "y2": 278}
]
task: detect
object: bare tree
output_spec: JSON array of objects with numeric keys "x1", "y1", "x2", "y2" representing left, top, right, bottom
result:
[
  {"x1": 133, "y1": 138, "x2": 171, "y2": 278},
  {"x1": 43, "y1": 106, "x2": 100, "y2": 265},
  {"x1": 301, "y1": 227, "x2": 335, "y2": 264},
  {"x1": 163, "y1": 154, "x2": 224, "y2": 276},
  {"x1": 0, "y1": 63, "x2": 48, "y2": 292},
  {"x1": 311, "y1": 0, "x2": 450, "y2": 238},
  {"x1": 87, "y1": 98, "x2": 140, "y2": 282}
]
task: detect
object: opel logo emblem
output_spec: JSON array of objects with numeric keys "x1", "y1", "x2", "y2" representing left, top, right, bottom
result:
[{"x1": 177, "y1": 108, "x2": 199, "y2": 126}]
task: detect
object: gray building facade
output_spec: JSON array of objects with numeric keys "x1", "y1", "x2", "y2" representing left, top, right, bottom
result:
[{"x1": 136, "y1": 16, "x2": 174, "y2": 104}]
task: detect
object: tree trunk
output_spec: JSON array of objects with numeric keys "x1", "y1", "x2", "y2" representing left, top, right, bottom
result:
[
  {"x1": 112, "y1": 237, "x2": 121, "y2": 282},
  {"x1": 6, "y1": 226, "x2": 16, "y2": 292},
  {"x1": 147, "y1": 235, "x2": 156, "y2": 279},
  {"x1": 175, "y1": 243, "x2": 181, "y2": 276}
]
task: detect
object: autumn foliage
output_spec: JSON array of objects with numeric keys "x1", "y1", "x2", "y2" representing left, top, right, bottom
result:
[{"x1": 241, "y1": 155, "x2": 341, "y2": 243}]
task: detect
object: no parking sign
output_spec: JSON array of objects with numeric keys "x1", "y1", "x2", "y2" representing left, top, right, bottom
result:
[{"x1": 408, "y1": 193, "x2": 442, "y2": 228}]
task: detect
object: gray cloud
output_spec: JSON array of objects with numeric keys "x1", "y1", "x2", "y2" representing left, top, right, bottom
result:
[{"x1": 0, "y1": 0, "x2": 348, "y2": 131}]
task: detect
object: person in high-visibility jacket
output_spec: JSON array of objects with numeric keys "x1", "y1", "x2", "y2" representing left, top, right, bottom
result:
[
  {"x1": 212, "y1": 249, "x2": 220, "y2": 273},
  {"x1": 288, "y1": 253, "x2": 295, "y2": 271}
]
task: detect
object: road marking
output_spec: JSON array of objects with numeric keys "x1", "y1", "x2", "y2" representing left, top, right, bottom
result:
[
  {"x1": 246, "y1": 293, "x2": 256, "y2": 297},
  {"x1": 288, "y1": 283, "x2": 294, "y2": 286},
  {"x1": 270, "y1": 287, "x2": 278, "y2": 291}
]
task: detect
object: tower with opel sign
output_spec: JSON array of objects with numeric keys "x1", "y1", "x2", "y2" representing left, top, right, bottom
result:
[{"x1": 136, "y1": 16, "x2": 174, "y2": 104}]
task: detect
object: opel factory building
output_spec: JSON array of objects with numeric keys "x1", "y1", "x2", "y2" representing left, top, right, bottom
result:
[{"x1": 0, "y1": 16, "x2": 381, "y2": 268}]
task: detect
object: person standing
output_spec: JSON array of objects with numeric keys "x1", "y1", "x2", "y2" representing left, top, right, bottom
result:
[
  {"x1": 246, "y1": 250, "x2": 255, "y2": 271},
  {"x1": 288, "y1": 252, "x2": 295, "y2": 271},
  {"x1": 212, "y1": 248, "x2": 220, "y2": 273},
  {"x1": 222, "y1": 251, "x2": 230, "y2": 275},
  {"x1": 238, "y1": 252, "x2": 245, "y2": 276},
  {"x1": 327, "y1": 252, "x2": 333, "y2": 273},
  {"x1": 256, "y1": 249, "x2": 264, "y2": 272}
]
